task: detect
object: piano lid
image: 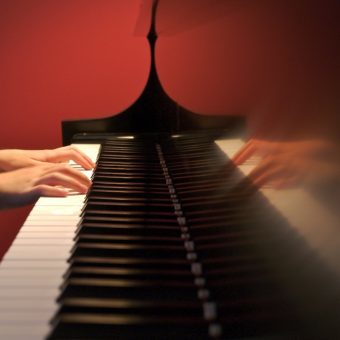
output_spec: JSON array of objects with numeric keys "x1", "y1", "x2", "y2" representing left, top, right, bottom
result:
[{"x1": 62, "y1": 0, "x2": 244, "y2": 145}]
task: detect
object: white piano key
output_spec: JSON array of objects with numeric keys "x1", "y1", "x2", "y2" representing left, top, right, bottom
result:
[
  {"x1": 0, "y1": 311, "x2": 56, "y2": 323},
  {"x1": 0, "y1": 287, "x2": 59, "y2": 299},
  {"x1": 19, "y1": 226, "x2": 77, "y2": 232},
  {"x1": 10, "y1": 238, "x2": 74, "y2": 246},
  {"x1": 0, "y1": 260, "x2": 68, "y2": 269},
  {"x1": 10, "y1": 234, "x2": 75, "y2": 243},
  {"x1": 25, "y1": 212, "x2": 81, "y2": 218},
  {"x1": 27, "y1": 198, "x2": 85, "y2": 208},
  {"x1": 0, "y1": 298, "x2": 56, "y2": 310},
  {"x1": 3, "y1": 244, "x2": 73, "y2": 251},
  {"x1": 0, "y1": 275, "x2": 65, "y2": 287},
  {"x1": 22, "y1": 220, "x2": 80, "y2": 226},
  {"x1": 3, "y1": 248, "x2": 73, "y2": 261},
  {"x1": 29, "y1": 197, "x2": 84, "y2": 207},
  {"x1": 4, "y1": 251, "x2": 71, "y2": 263},
  {"x1": 27, "y1": 206, "x2": 82, "y2": 216},
  {"x1": 0, "y1": 326, "x2": 50, "y2": 340},
  {"x1": 16, "y1": 232, "x2": 75, "y2": 238},
  {"x1": 0, "y1": 267, "x2": 65, "y2": 277},
  {"x1": 35, "y1": 195, "x2": 86, "y2": 205}
]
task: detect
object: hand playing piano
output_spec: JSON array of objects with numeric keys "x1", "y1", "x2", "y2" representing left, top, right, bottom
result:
[
  {"x1": 233, "y1": 138, "x2": 340, "y2": 189},
  {"x1": 0, "y1": 163, "x2": 92, "y2": 209},
  {"x1": 0, "y1": 145, "x2": 95, "y2": 209},
  {"x1": 0, "y1": 145, "x2": 95, "y2": 172}
]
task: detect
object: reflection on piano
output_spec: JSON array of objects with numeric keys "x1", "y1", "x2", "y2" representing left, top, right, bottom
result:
[{"x1": 1, "y1": 0, "x2": 340, "y2": 339}]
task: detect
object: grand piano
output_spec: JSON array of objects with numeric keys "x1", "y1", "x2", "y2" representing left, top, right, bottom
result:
[{"x1": 1, "y1": 1, "x2": 340, "y2": 339}]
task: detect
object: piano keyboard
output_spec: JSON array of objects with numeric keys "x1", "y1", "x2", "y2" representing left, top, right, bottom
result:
[
  {"x1": 1, "y1": 135, "x2": 340, "y2": 339},
  {"x1": 0, "y1": 144, "x2": 101, "y2": 340}
]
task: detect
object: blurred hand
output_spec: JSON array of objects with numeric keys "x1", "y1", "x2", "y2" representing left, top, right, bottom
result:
[
  {"x1": 0, "y1": 163, "x2": 92, "y2": 209},
  {"x1": 233, "y1": 139, "x2": 336, "y2": 165},
  {"x1": 0, "y1": 145, "x2": 95, "y2": 172},
  {"x1": 233, "y1": 138, "x2": 340, "y2": 189}
]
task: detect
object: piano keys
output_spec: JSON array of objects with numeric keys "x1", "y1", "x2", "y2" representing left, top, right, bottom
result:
[
  {"x1": 0, "y1": 144, "x2": 101, "y2": 340},
  {"x1": 1, "y1": 0, "x2": 340, "y2": 338},
  {"x1": 1, "y1": 134, "x2": 340, "y2": 339}
]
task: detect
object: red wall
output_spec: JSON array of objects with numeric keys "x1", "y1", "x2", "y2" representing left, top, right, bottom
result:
[
  {"x1": 0, "y1": 0, "x2": 150, "y2": 258},
  {"x1": 0, "y1": 0, "x2": 339, "y2": 258},
  {"x1": 156, "y1": 0, "x2": 340, "y2": 136},
  {"x1": 0, "y1": 0, "x2": 150, "y2": 150}
]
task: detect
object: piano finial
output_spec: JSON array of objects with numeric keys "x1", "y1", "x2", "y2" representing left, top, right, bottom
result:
[{"x1": 147, "y1": 0, "x2": 158, "y2": 45}]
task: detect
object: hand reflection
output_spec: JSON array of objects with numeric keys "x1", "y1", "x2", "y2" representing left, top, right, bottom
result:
[{"x1": 233, "y1": 138, "x2": 340, "y2": 189}]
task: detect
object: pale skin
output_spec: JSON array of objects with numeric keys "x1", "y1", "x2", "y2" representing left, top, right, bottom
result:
[
  {"x1": 0, "y1": 145, "x2": 95, "y2": 172},
  {"x1": 0, "y1": 146, "x2": 96, "y2": 209},
  {"x1": 232, "y1": 138, "x2": 340, "y2": 189}
]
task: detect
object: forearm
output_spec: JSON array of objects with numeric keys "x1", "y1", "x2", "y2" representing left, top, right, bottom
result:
[{"x1": 0, "y1": 149, "x2": 35, "y2": 172}]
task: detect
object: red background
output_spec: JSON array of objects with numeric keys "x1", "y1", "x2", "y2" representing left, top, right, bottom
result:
[{"x1": 0, "y1": 0, "x2": 339, "y2": 258}]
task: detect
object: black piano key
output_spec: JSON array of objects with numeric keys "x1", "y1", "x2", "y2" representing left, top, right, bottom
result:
[
  {"x1": 64, "y1": 266, "x2": 194, "y2": 282},
  {"x1": 92, "y1": 180, "x2": 169, "y2": 188},
  {"x1": 79, "y1": 215, "x2": 178, "y2": 226},
  {"x1": 57, "y1": 297, "x2": 203, "y2": 318},
  {"x1": 75, "y1": 233, "x2": 183, "y2": 245},
  {"x1": 86, "y1": 195, "x2": 172, "y2": 203},
  {"x1": 59, "y1": 278, "x2": 199, "y2": 301},
  {"x1": 94, "y1": 170, "x2": 164, "y2": 178},
  {"x1": 48, "y1": 313, "x2": 209, "y2": 340},
  {"x1": 97, "y1": 162, "x2": 161, "y2": 170},
  {"x1": 89, "y1": 188, "x2": 171, "y2": 199},
  {"x1": 78, "y1": 222, "x2": 182, "y2": 237},
  {"x1": 92, "y1": 178, "x2": 168, "y2": 192},
  {"x1": 93, "y1": 175, "x2": 166, "y2": 184},
  {"x1": 82, "y1": 209, "x2": 177, "y2": 219},
  {"x1": 70, "y1": 256, "x2": 192, "y2": 271},
  {"x1": 84, "y1": 201, "x2": 174, "y2": 212},
  {"x1": 71, "y1": 242, "x2": 187, "y2": 259}
]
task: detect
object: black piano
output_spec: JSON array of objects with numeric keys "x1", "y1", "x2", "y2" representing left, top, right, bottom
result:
[{"x1": 5, "y1": 1, "x2": 340, "y2": 339}]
